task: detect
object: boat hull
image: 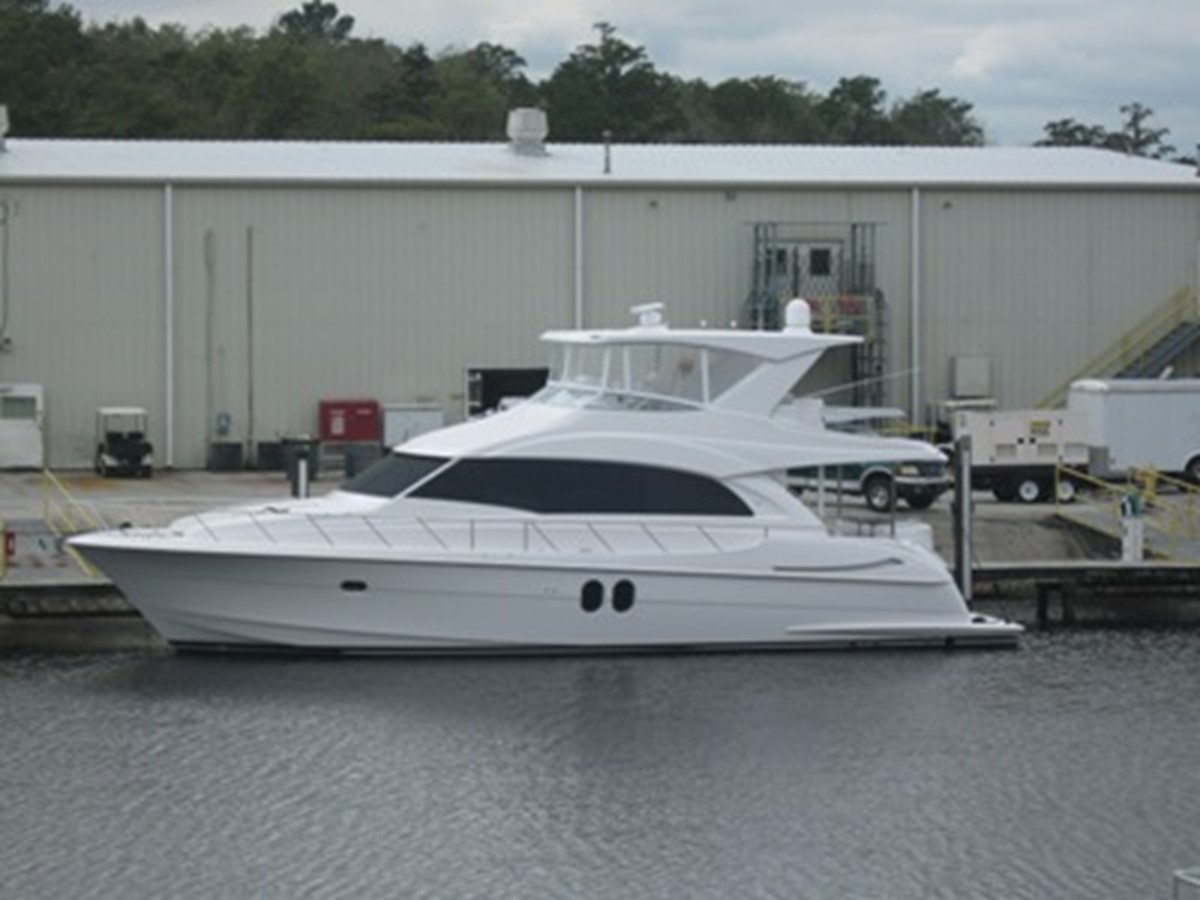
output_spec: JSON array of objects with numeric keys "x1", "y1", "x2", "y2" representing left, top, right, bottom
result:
[{"x1": 71, "y1": 539, "x2": 1021, "y2": 652}]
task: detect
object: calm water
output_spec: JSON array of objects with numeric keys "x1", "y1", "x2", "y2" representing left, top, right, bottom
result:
[{"x1": 3, "y1": 631, "x2": 1199, "y2": 899}]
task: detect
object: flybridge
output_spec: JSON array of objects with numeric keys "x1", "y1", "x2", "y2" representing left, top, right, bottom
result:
[{"x1": 537, "y1": 300, "x2": 859, "y2": 416}]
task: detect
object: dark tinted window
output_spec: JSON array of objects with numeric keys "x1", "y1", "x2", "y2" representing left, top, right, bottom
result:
[
  {"x1": 412, "y1": 458, "x2": 752, "y2": 516},
  {"x1": 341, "y1": 453, "x2": 446, "y2": 497}
]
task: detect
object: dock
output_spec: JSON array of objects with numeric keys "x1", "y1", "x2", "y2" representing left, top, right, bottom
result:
[{"x1": 973, "y1": 560, "x2": 1200, "y2": 625}]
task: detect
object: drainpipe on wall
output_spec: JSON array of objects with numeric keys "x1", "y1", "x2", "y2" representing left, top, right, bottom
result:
[
  {"x1": 909, "y1": 187, "x2": 922, "y2": 425},
  {"x1": 163, "y1": 183, "x2": 175, "y2": 468},
  {"x1": 574, "y1": 186, "x2": 584, "y2": 328}
]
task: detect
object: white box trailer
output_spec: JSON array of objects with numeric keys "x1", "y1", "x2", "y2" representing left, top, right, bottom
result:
[
  {"x1": 1067, "y1": 378, "x2": 1200, "y2": 480},
  {"x1": 951, "y1": 407, "x2": 1091, "y2": 502}
]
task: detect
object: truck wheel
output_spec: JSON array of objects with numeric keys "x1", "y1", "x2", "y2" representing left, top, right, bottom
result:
[
  {"x1": 1187, "y1": 457, "x2": 1200, "y2": 485},
  {"x1": 905, "y1": 495, "x2": 935, "y2": 511},
  {"x1": 993, "y1": 481, "x2": 1018, "y2": 502},
  {"x1": 1016, "y1": 477, "x2": 1046, "y2": 504},
  {"x1": 863, "y1": 475, "x2": 895, "y2": 512},
  {"x1": 1056, "y1": 478, "x2": 1077, "y2": 503}
]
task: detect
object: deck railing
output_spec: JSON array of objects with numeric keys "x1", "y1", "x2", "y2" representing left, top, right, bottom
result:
[{"x1": 182, "y1": 512, "x2": 815, "y2": 556}]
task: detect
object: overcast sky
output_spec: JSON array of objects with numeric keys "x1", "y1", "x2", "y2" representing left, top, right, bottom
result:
[{"x1": 67, "y1": 0, "x2": 1199, "y2": 150}]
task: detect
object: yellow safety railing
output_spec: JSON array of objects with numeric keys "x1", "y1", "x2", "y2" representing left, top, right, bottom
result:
[
  {"x1": 40, "y1": 469, "x2": 103, "y2": 577},
  {"x1": 1036, "y1": 287, "x2": 1198, "y2": 409},
  {"x1": 1131, "y1": 467, "x2": 1200, "y2": 560},
  {"x1": 1055, "y1": 463, "x2": 1200, "y2": 561},
  {"x1": 806, "y1": 292, "x2": 882, "y2": 340},
  {"x1": 878, "y1": 422, "x2": 939, "y2": 442}
]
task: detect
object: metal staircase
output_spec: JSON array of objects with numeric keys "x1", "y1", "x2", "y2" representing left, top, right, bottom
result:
[
  {"x1": 1037, "y1": 287, "x2": 1200, "y2": 408},
  {"x1": 1117, "y1": 320, "x2": 1200, "y2": 377},
  {"x1": 743, "y1": 221, "x2": 887, "y2": 406}
]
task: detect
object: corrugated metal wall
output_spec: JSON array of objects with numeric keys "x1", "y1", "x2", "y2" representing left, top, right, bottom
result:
[
  {"x1": 170, "y1": 187, "x2": 575, "y2": 466},
  {"x1": 919, "y1": 190, "x2": 1200, "y2": 413},
  {"x1": 0, "y1": 185, "x2": 165, "y2": 466},
  {"x1": 0, "y1": 177, "x2": 1197, "y2": 467}
]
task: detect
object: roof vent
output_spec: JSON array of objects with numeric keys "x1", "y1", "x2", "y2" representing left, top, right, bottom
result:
[
  {"x1": 507, "y1": 108, "x2": 548, "y2": 157},
  {"x1": 0, "y1": 106, "x2": 8, "y2": 152}
]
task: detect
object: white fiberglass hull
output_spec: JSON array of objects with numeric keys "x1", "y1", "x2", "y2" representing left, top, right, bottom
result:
[{"x1": 70, "y1": 532, "x2": 1021, "y2": 652}]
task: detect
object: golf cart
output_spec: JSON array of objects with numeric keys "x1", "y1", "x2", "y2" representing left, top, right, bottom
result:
[{"x1": 94, "y1": 406, "x2": 153, "y2": 477}]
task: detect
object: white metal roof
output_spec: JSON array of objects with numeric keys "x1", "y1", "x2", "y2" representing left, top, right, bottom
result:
[{"x1": 0, "y1": 138, "x2": 1196, "y2": 189}]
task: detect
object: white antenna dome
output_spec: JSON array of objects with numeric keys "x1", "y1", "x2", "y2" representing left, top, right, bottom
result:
[{"x1": 783, "y1": 298, "x2": 812, "y2": 332}]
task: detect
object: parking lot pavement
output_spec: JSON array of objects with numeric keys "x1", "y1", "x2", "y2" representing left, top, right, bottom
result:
[{"x1": 1, "y1": 469, "x2": 335, "y2": 526}]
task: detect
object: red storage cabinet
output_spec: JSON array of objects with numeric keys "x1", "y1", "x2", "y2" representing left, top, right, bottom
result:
[{"x1": 318, "y1": 398, "x2": 381, "y2": 442}]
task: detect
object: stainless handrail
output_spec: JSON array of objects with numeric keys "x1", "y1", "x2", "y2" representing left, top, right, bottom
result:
[{"x1": 157, "y1": 514, "x2": 871, "y2": 554}]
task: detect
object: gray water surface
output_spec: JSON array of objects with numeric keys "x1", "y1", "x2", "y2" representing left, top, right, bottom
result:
[{"x1": 3, "y1": 631, "x2": 1199, "y2": 899}]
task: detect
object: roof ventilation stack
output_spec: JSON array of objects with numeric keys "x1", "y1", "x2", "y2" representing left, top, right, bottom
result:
[{"x1": 507, "y1": 108, "x2": 548, "y2": 157}]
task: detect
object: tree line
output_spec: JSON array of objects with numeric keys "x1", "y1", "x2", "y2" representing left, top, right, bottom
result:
[{"x1": 0, "y1": 0, "x2": 1188, "y2": 162}]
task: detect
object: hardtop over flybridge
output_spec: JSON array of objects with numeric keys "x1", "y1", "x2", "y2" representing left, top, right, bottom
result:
[{"x1": 71, "y1": 300, "x2": 1021, "y2": 652}]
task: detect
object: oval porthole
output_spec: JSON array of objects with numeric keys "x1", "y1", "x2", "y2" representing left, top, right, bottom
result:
[
  {"x1": 612, "y1": 580, "x2": 635, "y2": 613},
  {"x1": 340, "y1": 580, "x2": 368, "y2": 592},
  {"x1": 581, "y1": 579, "x2": 603, "y2": 613}
]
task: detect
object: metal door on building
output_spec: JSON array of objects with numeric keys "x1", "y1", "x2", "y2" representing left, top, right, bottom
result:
[{"x1": 0, "y1": 383, "x2": 45, "y2": 468}]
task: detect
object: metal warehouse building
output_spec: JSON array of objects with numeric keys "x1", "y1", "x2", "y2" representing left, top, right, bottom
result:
[{"x1": 1, "y1": 122, "x2": 1198, "y2": 469}]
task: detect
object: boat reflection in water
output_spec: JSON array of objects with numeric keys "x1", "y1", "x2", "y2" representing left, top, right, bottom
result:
[{"x1": 71, "y1": 300, "x2": 1021, "y2": 653}]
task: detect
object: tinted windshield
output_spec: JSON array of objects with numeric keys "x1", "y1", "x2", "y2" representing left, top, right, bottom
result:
[{"x1": 340, "y1": 453, "x2": 447, "y2": 497}]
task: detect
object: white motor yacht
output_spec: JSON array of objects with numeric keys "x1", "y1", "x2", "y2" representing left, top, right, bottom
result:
[{"x1": 71, "y1": 300, "x2": 1021, "y2": 652}]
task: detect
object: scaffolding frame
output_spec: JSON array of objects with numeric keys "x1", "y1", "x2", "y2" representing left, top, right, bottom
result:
[{"x1": 744, "y1": 222, "x2": 887, "y2": 407}]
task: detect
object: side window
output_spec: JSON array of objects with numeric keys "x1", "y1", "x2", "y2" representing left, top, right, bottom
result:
[
  {"x1": 412, "y1": 459, "x2": 752, "y2": 516},
  {"x1": 341, "y1": 453, "x2": 446, "y2": 497}
]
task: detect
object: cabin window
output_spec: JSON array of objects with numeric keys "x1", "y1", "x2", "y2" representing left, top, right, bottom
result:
[
  {"x1": 705, "y1": 349, "x2": 758, "y2": 400},
  {"x1": 621, "y1": 345, "x2": 704, "y2": 403},
  {"x1": 341, "y1": 452, "x2": 447, "y2": 497},
  {"x1": 412, "y1": 458, "x2": 752, "y2": 516}
]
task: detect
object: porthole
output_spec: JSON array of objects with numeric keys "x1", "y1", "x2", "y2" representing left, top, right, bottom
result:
[
  {"x1": 581, "y1": 579, "x2": 603, "y2": 613},
  {"x1": 612, "y1": 580, "x2": 635, "y2": 613},
  {"x1": 340, "y1": 580, "x2": 368, "y2": 592}
]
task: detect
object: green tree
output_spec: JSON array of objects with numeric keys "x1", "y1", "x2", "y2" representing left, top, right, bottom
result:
[
  {"x1": 427, "y1": 42, "x2": 536, "y2": 139},
  {"x1": 73, "y1": 19, "x2": 194, "y2": 137},
  {"x1": 461, "y1": 42, "x2": 536, "y2": 108},
  {"x1": 542, "y1": 22, "x2": 682, "y2": 141},
  {"x1": 818, "y1": 75, "x2": 894, "y2": 144},
  {"x1": 1035, "y1": 117, "x2": 1109, "y2": 148},
  {"x1": 1036, "y1": 102, "x2": 1176, "y2": 160},
  {"x1": 431, "y1": 52, "x2": 506, "y2": 139},
  {"x1": 708, "y1": 76, "x2": 825, "y2": 143},
  {"x1": 0, "y1": 0, "x2": 90, "y2": 134},
  {"x1": 360, "y1": 43, "x2": 443, "y2": 139},
  {"x1": 175, "y1": 27, "x2": 258, "y2": 137},
  {"x1": 890, "y1": 88, "x2": 984, "y2": 146},
  {"x1": 1107, "y1": 102, "x2": 1175, "y2": 159},
  {"x1": 276, "y1": 0, "x2": 354, "y2": 43},
  {"x1": 228, "y1": 31, "x2": 326, "y2": 137}
]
